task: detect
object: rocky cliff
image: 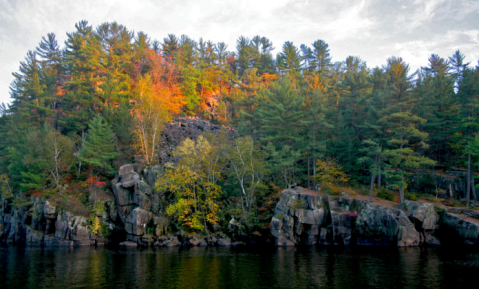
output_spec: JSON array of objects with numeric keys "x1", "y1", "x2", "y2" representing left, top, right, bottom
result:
[
  {"x1": 0, "y1": 163, "x2": 233, "y2": 247},
  {"x1": 0, "y1": 196, "x2": 108, "y2": 246},
  {"x1": 271, "y1": 187, "x2": 479, "y2": 246},
  {"x1": 1, "y1": 116, "x2": 478, "y2": 248},
  {"x1": 0, "y1": 117, "x2": 234, "y2": 248}
]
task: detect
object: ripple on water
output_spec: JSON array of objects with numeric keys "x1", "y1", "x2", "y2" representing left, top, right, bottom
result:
[{"x1": 1, "y1": 245, "x2": 479, "y2": 289}]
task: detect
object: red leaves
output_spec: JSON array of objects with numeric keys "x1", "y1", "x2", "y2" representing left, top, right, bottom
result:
[{"x1": 85, "y1": 176, "x2": 106, "y2": 187}]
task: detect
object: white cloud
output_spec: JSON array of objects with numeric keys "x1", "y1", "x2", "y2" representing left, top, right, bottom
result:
[
  {"x1": 403, "y1": 0, "x2": 446, "y2": 31},
  {"x1": 320, "y1": 0, "x2": 374, "y2": 41}
]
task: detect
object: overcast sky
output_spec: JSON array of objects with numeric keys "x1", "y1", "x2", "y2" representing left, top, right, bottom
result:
[{"x1": 1, "y1": 0, "x2": 478, "y2": 105}]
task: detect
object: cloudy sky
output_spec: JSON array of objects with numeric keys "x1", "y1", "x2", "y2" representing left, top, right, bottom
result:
[{"x1": 1, "y1": 0, "x2": 478, "y2": 104}]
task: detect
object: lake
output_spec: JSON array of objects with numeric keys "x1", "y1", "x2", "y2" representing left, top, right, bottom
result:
[{"x1": 1, "y1": 245, "x2": 478, "y2": 288}]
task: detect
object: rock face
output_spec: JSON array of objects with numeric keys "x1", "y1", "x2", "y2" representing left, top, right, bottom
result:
[
  {"x1": 0, "y1": 118, "x2": 235, "y2": 248},
  {"x1": 436, "y1": 212, "x2": 479, "y2": 245},
  {"x1": 0, "y1": 197, "x2": 107, "y2": 246},
  {"x1": 271, "y1": 188, "x2": 328, "y2": 246},
  {"x1": 270, "y1": 187, "x2": 479, "y2": 247},
  {"x1": 111, "y1": 164, "x2": 166, "y2": 246},
  {"x1": 158, "y1": 117, "x2": 233, "y2": 164}
]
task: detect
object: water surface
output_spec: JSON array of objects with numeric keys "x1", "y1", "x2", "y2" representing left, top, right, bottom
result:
[{"x1": 1, "y1": 245, "x2": 478, "y2": 288}]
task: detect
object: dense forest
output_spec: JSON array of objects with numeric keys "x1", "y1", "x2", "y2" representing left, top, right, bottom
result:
[{"x1": 1, "y1": 20, "x2": 479, "y2": 234}]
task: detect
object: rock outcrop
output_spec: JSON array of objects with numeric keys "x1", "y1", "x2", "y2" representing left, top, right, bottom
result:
[
  {"x1": 158, "y1": 117, "x2": 233, "y2": 164},
  {"x1": 270, "y1": 187, "x2": 479, "y2": 247},
  {"x1": 0, "y1": 197, "x2": 108, "y2": 246},
  {"x1": 436, "y1": 212, "x2": 479, "y2": 245},
  {"x1": 0, "y1": 118, "x2": 235, "y2": 248}
]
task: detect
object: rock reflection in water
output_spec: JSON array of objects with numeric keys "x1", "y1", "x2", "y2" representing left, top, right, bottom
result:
[{"x1": 1, "y1": 246, "x2": 478, "y2": 288}]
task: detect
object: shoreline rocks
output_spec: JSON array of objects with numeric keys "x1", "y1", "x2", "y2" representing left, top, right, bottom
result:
[
  {"x1": 2, "y1": 174, "x2": 479, "y2": 248},
  {"x1": 270, "y1": 187, "x2": 479, "y2": 247}
]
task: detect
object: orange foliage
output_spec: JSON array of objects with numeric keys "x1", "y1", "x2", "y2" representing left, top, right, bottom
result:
[
  {"x1": 131, "y1": 50, "x2": 186, "y2": 164},
  {"x1": 262, "y1": 73, "x2": 278, "y2": 84}
]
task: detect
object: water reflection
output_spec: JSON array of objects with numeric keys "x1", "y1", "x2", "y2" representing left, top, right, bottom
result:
[{"x1": 1, "y1": 245, "x2": 478, "y2": 288}]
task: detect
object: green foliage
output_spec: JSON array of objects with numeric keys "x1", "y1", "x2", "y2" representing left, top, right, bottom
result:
[
  {"x1": 3, "y1": 21, "x2": 479, "y2": 233},
  {"x1": 405, "y1": 192, "x2": 418, "y2": 201},
  {"x1": 5, "y1": 125, "x2": 75, "y2": 192},
  {"x1": 265, "y1": 143, "x2": 301, "y2": 188},
  {"x1": 377, "y1": 189, "x2": 394, "y2": 201},
  {"x1": 0, "y1": 174, "x2": 13, "y2": 199},
  {"x1": 291, "y1": 198, "x2": 307, "y2": 210},
  {"x1": 466, "y1": 133, "x2": 479, "y2": 166},
  {"x1": 79, "y1": 115, "x2": 119, "y2": 174},
  {"x1": 100, "y1": 223, "x2": 111, "y2": 237},
  {"x1": 11, "y1": 193, "x2": 32, "y2": 209},
  {"x1": 224, "y1": 136, "x2": 268, "y2": 213},
  {"x1": 256, "y1": 78, "x2": 305, "y2": 145}
]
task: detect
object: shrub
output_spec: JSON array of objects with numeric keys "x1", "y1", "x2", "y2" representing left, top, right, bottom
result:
[
  {"x1": 406, "y1": 192, "x2": 418, "y2": 201},
  {"x1": 377, "y1": 189, "x2": 394, "y2": 201}
]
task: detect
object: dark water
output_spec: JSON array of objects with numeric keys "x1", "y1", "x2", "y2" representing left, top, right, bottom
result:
[{"x1": 1, "y1": 245, "x2": 478, "y2": 289}]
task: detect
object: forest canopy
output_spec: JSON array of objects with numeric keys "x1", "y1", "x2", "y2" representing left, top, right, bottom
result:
[{"x1": 1, "y1": 20, "x2": 479, "y2": 233}]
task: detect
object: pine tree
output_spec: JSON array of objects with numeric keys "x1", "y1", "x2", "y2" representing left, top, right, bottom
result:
[
  {"x1": 300, "y1": 80, "x2": 331, "y2": 189},
  {"x1": 380, "y1": 57, "x2": 435, "y2": 205},
  {"x1": 456, "y1": 65, "x2": 479, "y2": 205},
  {"x1": 10, "y1": 50, "x2": 46, "y2": 128},
  {"x1": 256, "y1": 78, "x2": 305, "y2": 187},
  {"x1": 357, "y1": 67, "x2": 389, "y2": 197},
  {"x1": 96, "y1": 22, "x2": 133, "y2": 109},
  {"x1": 414, "y1": 55, "x2": 459, "y2": 165},
  {"x1": 62, "y1": 20, "x2": 102, "y2": 133},
  {"x1": 256, "y1": 77, "x2": 305, "y2": 146},
  {"x1": 235, "y1": 36, "x2": 252, "y2": 77},
  {"x1": 276, "y1": 42, "x2": 301, "y2": 77},
  {"x1": 79, "y1": 115, "x2": 119, "y2": 174},
  {"x1": 334, "y1": 56, "x2": 371, "y2": 175}
]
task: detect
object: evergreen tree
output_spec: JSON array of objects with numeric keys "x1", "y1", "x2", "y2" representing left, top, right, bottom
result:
[
  {"x1": 256, "y1": 77, "x2": 304, "y2": 146},
  {"x1": 456, "y1": 65, "x2": 479, "y2": 205},
  {"x1": 414, "y1": 55, "x2": 459, "y2": 164},
  {"x1": 276, "y1": 42, "x2": 301, "y2": 77},
  {"x1": 10, "y1": 50, "x2": 46, "y2": 128},
  {"x1": 79, "y1": 115, "x2": 119, "y2": 174},
  {"x1": 235, "y1": 36, "x2": 252, "y2": 77},
  {"x1": 62, "y1": 20, "x2": 102, "y2": 133},
  {"x1": 96, "y1": 22, "x2": 133, "y2": 109},
  {"x1": 162, "y1": 34, "x2": 179, "y2": 60},
  {"x1": 256, "y1": 78, "x2": 305, "y2": 187},
  {"x1": 334, "y1": 56, "x2": 371, "y2": 175},
  {"x1": 300, "y1": 81, "x2": 331, "y2": 189},
  {"x1": 380, "y1": 57, "x2": 435, "y2": 205}
]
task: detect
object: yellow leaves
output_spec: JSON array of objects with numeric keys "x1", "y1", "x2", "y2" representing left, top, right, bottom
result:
[
  {"x1": 89, "y1": 214, "x2": 101, "y2": 235},
  {"x1": 175, "y1": 135, "x2": 211, "y2": 159},
  {"x1": 304, "y1": 73, "x2": 327, "y2": 93},
  {"x1": 0, "y1": 174, "x2": 13, "y2": 199},
  {"x1": 315, "y1": 158, "x2": 350, "y2": 186},
  {"x1": 157, "y1": 136, "x2": 224, "y2": 232}
]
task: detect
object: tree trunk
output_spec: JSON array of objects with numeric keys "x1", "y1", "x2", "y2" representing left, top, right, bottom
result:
[
  {"x1": 399, "y1": 175, "x2": 405, "y2": 206},
  {"x1": 399, "y1": 186, "x2": 405, "y2": 207},
  {"x1": 284, "y1": 172, "x2": 289, "y2": 190},
  {"x1": 378, "y1": 165, "x2": 382, "y2": 188},
  {"x1": 467, "y1": 153, "x2": 471, "y2": 207},
  {"x1": 472, "y1": 170, "x2": 477, "y2": 201},
  {"x1": 369, "y1": 173, "x2": 376, "y2": 202},
  {"x1": 307, "y1": 155, "x2": 311, "y2": 190}
]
